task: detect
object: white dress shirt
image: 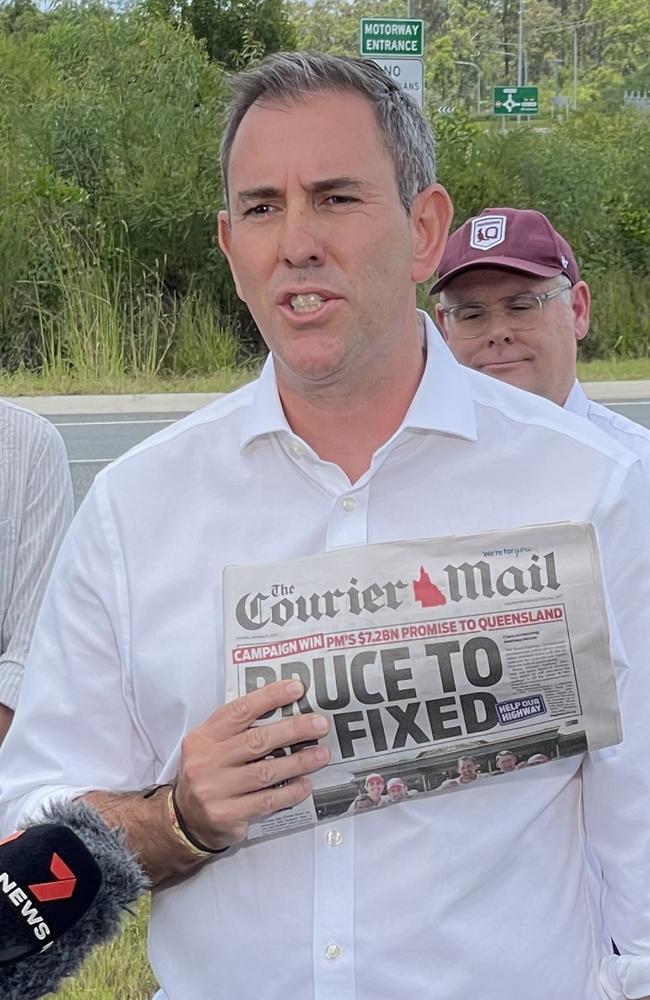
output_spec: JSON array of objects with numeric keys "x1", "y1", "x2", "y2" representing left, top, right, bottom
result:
[
  {"x1": 2, "y1": 319, "x2": 650, "y2": 1000},
  {"x1": 566, "y1": 380, "x2": 650, "y2": 475},
  {"x1": 0, "y1": 400, "x2": 73, "y2": 709}
]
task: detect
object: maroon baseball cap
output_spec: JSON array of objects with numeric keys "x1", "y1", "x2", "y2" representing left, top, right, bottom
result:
[{"x1": 430, "y1": 207, "x2": 580, "y2": 294}]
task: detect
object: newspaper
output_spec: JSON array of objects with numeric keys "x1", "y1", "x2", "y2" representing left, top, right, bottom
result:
[{"x1": 223, "y1": 522, "x2": 620, "y2": 840}]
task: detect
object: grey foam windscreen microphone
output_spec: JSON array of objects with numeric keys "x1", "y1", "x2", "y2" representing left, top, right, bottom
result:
[{"x1": 0, "y1": 799, "x2": 148, "y2": 999}]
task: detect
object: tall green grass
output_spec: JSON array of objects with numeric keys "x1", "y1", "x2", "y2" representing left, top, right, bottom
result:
[
  {"x1": 30, "y1": 225, "x2": 243, "y2": 384},
  {"x1": 50, "y1": 897, "x2": 156, "y2": 1000},
  {"x1": 172, "y1": 291, "x2": 241, "y2": 375},
  {"x1": 584, "y1": 271, "x2": 650, "y2": 360}
]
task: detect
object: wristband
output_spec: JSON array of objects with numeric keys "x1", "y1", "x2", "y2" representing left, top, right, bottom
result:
[{"x1": 167, "y1": 785, "x2": 228, "y2": 858}]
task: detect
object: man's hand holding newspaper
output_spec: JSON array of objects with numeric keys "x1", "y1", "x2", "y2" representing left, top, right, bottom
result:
[
  {"x1": 174, "y1": 680, "x2": 330, "y2": 852},
  {"x1": 223, "y1": 523, "x2": 622, "y2": 842}
]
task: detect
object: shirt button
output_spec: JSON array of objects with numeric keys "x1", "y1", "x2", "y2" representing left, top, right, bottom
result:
[
  {"x1": 289, "y1": 441, "x2": 304, "y2": 456},
  {"x1": 325, "y1": 943, "x2": 342, "y2": 961},
  {"x1": 326, "y1": 829, "x2": 343, "y2": 847},
  {"x1": 340, "y1": 496, "x2": 356, "y2": 512}
]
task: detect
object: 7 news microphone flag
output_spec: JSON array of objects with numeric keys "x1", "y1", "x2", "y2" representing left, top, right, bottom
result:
[{"x1": 0, "y1": 799, "x2": 148, "y2": 999}]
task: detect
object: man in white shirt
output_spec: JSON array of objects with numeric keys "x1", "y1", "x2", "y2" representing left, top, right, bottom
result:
[
  {"x1": 432, "y1": 206, "x2": 650, "y2": 472},
  {"x1": 0, "y1": 400, "x2": 73, "y2": 745},
  {"x1": 494, "y1": 748, "x2": 518, "y2": 773},
  {"x1": 440, "y1": 756, "x2": 484, "y2": 789},
  {"x1": 2, "y1": 53, "x2": 650, "y2": 1000}
]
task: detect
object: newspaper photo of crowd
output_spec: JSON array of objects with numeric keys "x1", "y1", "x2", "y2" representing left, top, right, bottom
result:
[
  {"x1": 312, "y1": 723, "x2": 588, "y2": 820},
  {"x1": 438, "y1": 749, "x2": 552, "y2": 789},
  {"x1": 314, "y1": 772, "x2": 420, "y2": 818}
]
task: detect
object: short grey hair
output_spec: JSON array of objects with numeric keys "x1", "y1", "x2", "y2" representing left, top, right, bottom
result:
[
  {"x1": 438, "y1": 271, "x2": 574, "y2": 306},
  {"x1": 220, "y1": 51, "x2": 436, "y2": 215},
  {"x1": 554, "y1": 274, "x2": 574, "y2": 300}
]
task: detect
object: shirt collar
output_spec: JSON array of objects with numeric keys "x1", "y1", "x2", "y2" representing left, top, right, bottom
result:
[
  {"x1": 239, "y1": 311, "x2": 477, "y2": 452},
  {"x1": 401, "y1": 313, "x2": 477, "y2": 440},
  {"x1": 564, "y1": 380, "x2": 590, "y2": 417},
  {"x1": 239, "y1": 354, "x2": 289, "y2": 451}
]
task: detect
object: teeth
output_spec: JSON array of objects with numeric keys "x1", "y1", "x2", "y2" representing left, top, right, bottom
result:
[{"x1": 290, "y1": 293, "x2": 324, "y2": 313}]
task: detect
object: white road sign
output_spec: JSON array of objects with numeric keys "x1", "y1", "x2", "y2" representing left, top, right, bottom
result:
[{"x1": 373, "y1": 58, "x2": 424, "y2": 108}]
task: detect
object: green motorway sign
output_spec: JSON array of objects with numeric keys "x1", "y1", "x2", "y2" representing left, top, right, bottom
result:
[
  {"x1": 360, "y1": 18, "x2": 424, "y2": 58},
  {"x1": 493, "y1": 86, "x2": 539, "y2": 115}
]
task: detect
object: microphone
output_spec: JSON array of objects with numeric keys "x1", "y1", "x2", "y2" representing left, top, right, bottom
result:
[{"x1": 0, "y1": 799, "x2": 148, "y2": 999}]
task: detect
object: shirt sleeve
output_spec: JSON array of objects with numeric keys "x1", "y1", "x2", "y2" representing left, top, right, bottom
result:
[
  {"x1": 0, "y1": 474, "x2": 156, "y2": 834},
  {"x1": 0, "y1": 417, "x2": 74, "y2": 710},
  {"x1": 584, "y1": 459, "x2": 650, "y2": 999}
]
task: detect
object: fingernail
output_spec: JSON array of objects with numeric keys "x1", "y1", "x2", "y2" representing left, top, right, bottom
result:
[
  {"x1": 311, "y1": 715, "x2": 329, "y2": 734},
  {"x1": 286, "y1": 680, "x2": 304, "y2": 697},
  {"x1": 314, "y1": 746, "x2": 330, "y2": 763}
]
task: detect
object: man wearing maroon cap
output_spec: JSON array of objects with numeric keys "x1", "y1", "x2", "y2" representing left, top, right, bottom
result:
[{"x1": 433, "y1": 207, "x2": 650, "y2": 472}]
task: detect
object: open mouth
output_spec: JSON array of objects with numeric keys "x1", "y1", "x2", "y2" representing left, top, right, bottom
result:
[{"x1": 289, "y1": 293, "x2": 326, "y2": 314}]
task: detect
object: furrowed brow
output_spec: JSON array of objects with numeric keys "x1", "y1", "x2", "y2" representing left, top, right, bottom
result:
[
  {"x1": 236, "y1": 178, "x2": 364, "y2": 205},
  {"x1": 308, "y1": 177, "x2": 364, "y2": 195},
  {"x1": 236, "y1": 186, "x2": 283, "y2": 207}
]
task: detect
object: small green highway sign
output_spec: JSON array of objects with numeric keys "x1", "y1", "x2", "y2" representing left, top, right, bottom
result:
[
  {"x1": 360, "y1": 18, "x2": 424, "y2": 58},
  {"x1": 493, "y1": 86, "x2": 539, "y2": 115}
]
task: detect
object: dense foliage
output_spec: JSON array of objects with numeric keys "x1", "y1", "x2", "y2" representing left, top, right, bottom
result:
[
  {"x1": 433, "y1": 109, "x2": 650, "y2": 356},
  {"x1": 0, "y1": 0, "x2": 648, "y2": 376},
  {"x1": 0, "y1": 1, "x2": 251, "y2": 375},
  {"x1": 292, "y1": 0, "x2": 650, "y2": 113}
]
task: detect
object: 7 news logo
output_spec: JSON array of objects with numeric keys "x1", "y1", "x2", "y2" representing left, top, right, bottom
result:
[
  {"x1": 28, "y1": 852, "x2": 77, "y2": 902},
  {"x1": 0, "y1": 830, "x2": 78, "y2": 944}
]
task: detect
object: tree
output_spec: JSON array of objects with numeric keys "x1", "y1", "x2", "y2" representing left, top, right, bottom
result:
[
  {"x1": 144, "y1": 0, "x2": 297, "y2": 69},
  {"x1": 0, "y1": 4, "x2": 239, "y2": 362},
  {"x1": 288, "y1": 0, "x2": 650, "y2": 110}
]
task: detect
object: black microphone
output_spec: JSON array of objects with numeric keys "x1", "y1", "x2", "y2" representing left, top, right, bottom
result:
[{"x1": 0, "y1": 799, "x2": 148, "y2": 999}]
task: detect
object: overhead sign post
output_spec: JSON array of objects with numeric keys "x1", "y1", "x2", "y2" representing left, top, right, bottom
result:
[
  {"x1": 493, "y1": 86, "x2": 539, "y2": 115},
  {"x1": 372, "y1": 58, "x2": 424, "y2": 108},
  {"x1": 360, "y1": 18, "x2": 424, "y2": 58}
]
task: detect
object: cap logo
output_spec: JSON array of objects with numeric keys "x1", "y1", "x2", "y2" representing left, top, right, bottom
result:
[{"x1": 470, "y1": 215, "x2": 506, "y2": 251}]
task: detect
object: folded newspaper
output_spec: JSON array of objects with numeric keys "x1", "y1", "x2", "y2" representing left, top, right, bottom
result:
[{"x1": 224, "y1": 522, "x2": 621, "y2": 840}]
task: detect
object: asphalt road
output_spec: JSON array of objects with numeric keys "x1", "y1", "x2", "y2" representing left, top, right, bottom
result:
[
  {"x1": 51, "y1": 412, "x2": 188, "y2": 508},
  {"x1": 46, "y1": 400, "x2": 650, "y2": 509}
]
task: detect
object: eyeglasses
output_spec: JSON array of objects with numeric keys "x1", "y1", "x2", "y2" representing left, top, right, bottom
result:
[{"x1": 441, "y1": 285, "x2": 571, "y2": 340}]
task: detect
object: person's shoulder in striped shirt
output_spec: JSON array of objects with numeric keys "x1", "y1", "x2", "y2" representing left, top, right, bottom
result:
[{"x1": 0, "y1": 399, "x2": 73, "y2": 744}]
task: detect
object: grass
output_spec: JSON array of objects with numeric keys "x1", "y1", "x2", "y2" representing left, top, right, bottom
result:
[
  {"x1": 0, "y1": 367, "x2": 258, "y2": 397},
  {"x1": 0, "y1": 357, "x2": 647, "y2": 399},
  {"x1": 576, "y1": 356, "x2": 650, "y2": 382},
  {"x1": 49, "y1": 897, "x2": 156, "y2": 1000},
  {"x1": 0, "y1": 249, "x2": 647, "y2": 396},
  {"x1": 12, "y1": 227, "x2": 259, "y2": 396}
]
